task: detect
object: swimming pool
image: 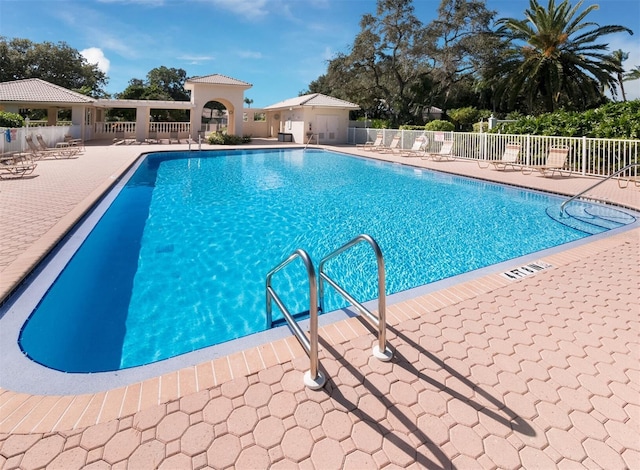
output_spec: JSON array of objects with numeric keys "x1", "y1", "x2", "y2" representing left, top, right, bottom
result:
[{"x1": 14, "y1": 149, "x2": 637, "y2": 373}]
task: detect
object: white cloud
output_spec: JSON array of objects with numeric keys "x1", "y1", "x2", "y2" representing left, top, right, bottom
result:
[
  {"x1": 206, "y1": 0, "x2": 269, "y2": 20},
  {"x1": 237, "y1": 50, "x2": 264, "y2": 59},
  {"x1": 178, "y1": 54, "x2": 216, "y2": 65},
  {"x1": 80, "y1": 47, "x2": 111, "y2": 74}
]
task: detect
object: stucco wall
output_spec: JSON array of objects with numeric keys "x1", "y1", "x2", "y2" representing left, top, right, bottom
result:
[{"x1": 264, "y1": 107, "x2": 351, "y2": 144}]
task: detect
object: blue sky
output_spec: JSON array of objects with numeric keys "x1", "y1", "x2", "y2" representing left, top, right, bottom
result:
[{"x1": 1, "y1": 0, "x2": 639, "y2": 106}]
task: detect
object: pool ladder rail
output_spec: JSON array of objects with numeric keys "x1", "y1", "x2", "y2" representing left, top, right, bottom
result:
[
  {"x1": 265, "y1": 234, "x2": 393, "y2": 390},
  {"x1": 560, "y1": 163, "x2": 640, "y2": 214}
]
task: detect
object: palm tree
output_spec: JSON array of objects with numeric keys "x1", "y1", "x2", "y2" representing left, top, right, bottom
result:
[
  {"x1": 625, "y1": 66, "x2": 640, "y2": 81},
  {"x1": 244, "y1": 98, "x2": 253, "y2": 108},
  {"x1": 609, "y1": 49, "x2": 629, "y2": 101},
  {"x1": 493, "y1": 0, "x2": 633, "y2": 113}
]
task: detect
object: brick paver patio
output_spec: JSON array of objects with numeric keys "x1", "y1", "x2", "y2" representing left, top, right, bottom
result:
[{"x1": 1, "y1": 141, "x2": 638, "y2": 469}]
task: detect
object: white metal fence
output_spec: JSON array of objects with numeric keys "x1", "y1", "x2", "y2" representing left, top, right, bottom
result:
[{"x1": 348, "y1": 128, "x2": 639, "y2": 177}]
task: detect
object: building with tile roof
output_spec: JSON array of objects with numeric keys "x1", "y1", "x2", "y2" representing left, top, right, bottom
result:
[
  {"x1": 1, "y1": 77, "x2": 359, "y2": 145},
  {"x1": 263, "y1": 93, "x2": 360, "y2": 144}
]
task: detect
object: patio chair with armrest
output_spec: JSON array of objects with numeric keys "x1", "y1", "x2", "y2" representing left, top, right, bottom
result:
[
  {"x1": 169, "y1": 131, "x2": 181, "y2": 144},
  {"x1": 478, "y1": 143, "x2": 522, "y2": 170},
  {"x1": 522, "y1": 146, "x2": 571, "y2": 177},
  {"x1": 378, "y1": 134, "x2": 402, "y2": 153},
  {"x1": 35, "y1": 134, "x2": 80, "y2": 158},
  {"x1": 421, "y1": 139, "x2": 456, "y2": 161},
  {"x1": 400, "y1": 135, "x2": 429, "y2": 157},
  {"x1": 64, "y1": 134, "x2": 85, "y2": 151},
  {"x1": 25, "y1": 135, "x2": 59, "y2": 160},
  {"x1": 356, "y1": 132, "x2": 383, "y2": 151},
  {"x1": 145, "y1": 130, "x2": 159, "y2": 144},
  {"x1": 0, "y1": 152, "x2": 37, "y2": 179}
]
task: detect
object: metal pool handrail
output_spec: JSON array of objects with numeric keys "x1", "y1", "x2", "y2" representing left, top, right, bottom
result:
[
  {"x1": 318, "y1": 234, "x2": 393, "y2": 361},
  {"x1": 266, "y1": 249, "x2": 326, "y2": 390},
  {"x1": 560, "y1": 163, "x2": 640, "y2": 214}
]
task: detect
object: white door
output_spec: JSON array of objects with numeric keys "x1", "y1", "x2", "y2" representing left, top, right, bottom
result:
[{"x1": 315, "y1": 115, "x2": 338, "y2": 143}]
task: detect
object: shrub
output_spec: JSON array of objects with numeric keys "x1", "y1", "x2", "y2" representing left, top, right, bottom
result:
[
  {"x1": 207, "y1": 132, "x2": 247, "y2": 145},
  {"x1": 425, "y1": 120, "x2": 455, "y2": 132},
  {"x1": 399, "y1": 125, "x2": 425, "y2": 130},
  {"x1": 0, "y1": 111, "x2": 25, "y2": 128},
  {"x1": 366, "y1": 118, "x2": 390, "y2": 129},
  {"x1": 473, "y1": 121, "x2": 489, "y2": 133},
  {"x1": 491, "y1": 101, "x2": 640, "y2": 139}
]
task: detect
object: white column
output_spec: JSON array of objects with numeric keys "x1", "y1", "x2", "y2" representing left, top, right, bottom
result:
[{"x1": 136, "y1": 106, "x2": 150, "y2": 142}]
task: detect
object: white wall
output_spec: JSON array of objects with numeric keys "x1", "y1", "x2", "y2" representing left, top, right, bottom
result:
[
  {"x1": 264, "y1": 107, "x2": 352, "y2": 143},
  {"x1": 188, "y1": 83, "x2": 249, "y2": 139}
]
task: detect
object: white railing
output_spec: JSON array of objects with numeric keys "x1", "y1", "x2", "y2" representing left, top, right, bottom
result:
[
  {"x1": 95, "y1": 122, "x2": 136, "y2": 135},
  {"x1": 150, "y1": 122, "x2": 190, "y2": 133},
  {"x1": 348, "y1": 128, "x2": 640, "y2": 178},
  {"x1": 93, "y1": 121, "x2": 190, "y2": 139}
]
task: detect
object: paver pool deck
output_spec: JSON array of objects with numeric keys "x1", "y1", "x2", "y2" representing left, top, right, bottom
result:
[{"x1": 0, "y1": 140, "x2": 638, "y2": 469}]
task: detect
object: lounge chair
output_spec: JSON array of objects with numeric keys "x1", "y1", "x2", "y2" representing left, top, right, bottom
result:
[
  {"x1": 357, "y1": 132, "x2": 383, "y2": 151},
  {"x1": 401, "y1": 135, "x2": 428, "y2": 157},
  {"x1": 112, "y1": 132, "x2": 126, "y2": 145},
  {"x1": 522, "y1": 147, "x2": 571, "y2": 177},
  {"x1": 64, "y1": 134, "x2": 85, "y2": 151},
  {"x1": 36, "y1": 134, "x2": 79, "y2": 158},
  {"x1": 618, "y1": 174, "x2": 640, "y2": 189},
  {"x1": 124, "y1": 135, "x2": 138, "y2": 145},
  {"x1": 145, "y1": 131, "x2": 159, "y2": 144},
  {"x1": 0, "y1": 152, "x2": 37, "y2": 179},
  {"x1": 478, "y1": 144, "x2": 522, "y2": 170},
  {"x1": 378, "y1": 134, "x2": 401, "y2": 153},
  {"x1": 422, "y1": 140, "x2": 456, "y2": 161},
  {"x1": 25, "y1": 135, "x2": 60, "y2": 159},
  {"x1": 169, "y1": 131, "x2": 180, "y2": 144}
]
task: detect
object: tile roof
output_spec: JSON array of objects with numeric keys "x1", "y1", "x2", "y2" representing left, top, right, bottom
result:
[
  {"x1": 186, "y1": 74, "x2": 252, "y2": 87},
  {"x1": 0, "y1": 78, "x2": 96, "y2": 104},
  {"x1": 264, "y1": 93, "x2": 360, "y2": 110}
]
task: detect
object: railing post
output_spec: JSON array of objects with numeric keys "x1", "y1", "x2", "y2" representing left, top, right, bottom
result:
[
  {"x1": 319, "y1": 234, "x2": 393, "y2": 362},
  {"x1": 581, "y1": 136, "x2": 587, "y2": 176},
  {"x1": 265, "y1": 250, "x2": 326, "y2": 390}
]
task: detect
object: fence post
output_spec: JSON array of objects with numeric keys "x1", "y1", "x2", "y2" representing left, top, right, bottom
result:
[
  {"x1": 581, "y1": 136, "x2": 587, "y2": 176},
  {"x1": 482, "y1": 132, "x2": 487, "y2": 161},
  {"x1": 525, "y1": 134, "x2": 531, "y2": 166}
]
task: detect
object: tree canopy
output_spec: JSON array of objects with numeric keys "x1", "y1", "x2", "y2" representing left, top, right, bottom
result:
[
  {"x1": 307, "y1": 0, "x2": 500, "y2": 126},
  {"x1": 112, "y1": 66, "x2": 190, "y2": 121},
  {"x1": 306, "y1": 0, "x2": 636, "y2": 124},
  {"x1": 490, "y1": 0, "x2": 633, "y2": 113},
  {"x1": 0, "y1": 37, "x2": 108, "y2": 98}
]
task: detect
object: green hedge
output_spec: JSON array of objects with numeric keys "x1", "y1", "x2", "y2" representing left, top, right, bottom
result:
[
  {"x1": 492, "y1": 101, "x2": 640, "y2": 139},
  {"x1": 425, "y1": 120, "x2": 455, "y2": 132},
  {"x1": 207, "y1": 133, "x2": 252, "y2": 145},
  {"x1": 0, "y1": 111, "x2": 25, "y2": 128}
]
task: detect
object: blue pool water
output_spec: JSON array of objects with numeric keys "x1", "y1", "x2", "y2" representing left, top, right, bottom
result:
[{"x1": 18, "y1": 149, "x2": 635, "y2": 372}]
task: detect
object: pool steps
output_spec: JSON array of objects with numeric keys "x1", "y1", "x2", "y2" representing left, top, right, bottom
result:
[{"x1": 546, "y1": 203, "x2": 635, "y2": 234}]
